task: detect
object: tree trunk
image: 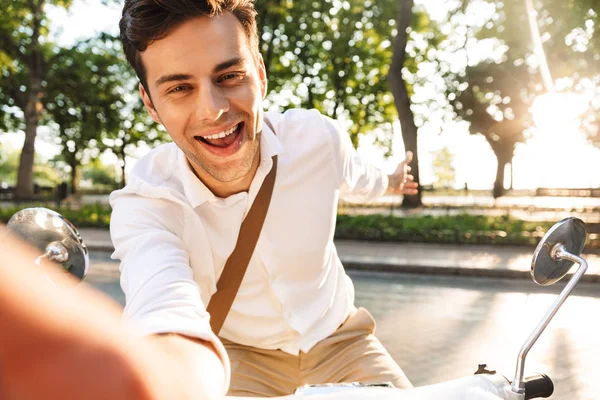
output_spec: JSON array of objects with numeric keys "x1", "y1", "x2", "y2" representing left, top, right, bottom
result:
[
  {"x1": 488, "y1": 141, "x2": 511, "y2": 199},
  {"x1": 307, "y1": 83, "x2": 316, "y2": 109},
  {"x1": 70, "y1": 162, "x2": 79, "y2": 194},
  {"x1": 509, "y1": 162, "x2": 514, "y2": 190},
  {"x1": 16, "y1": 103, "x2": 38, "y2": 199},
  {"x1": 387, "y1": 0, "x2": 422, "y2": 208},
  {"x1": 15, "y1": 0, "x2": 44, "y2": 199},
  {"x1": 119, "y1": 145, "x2": 127, "y2": 188},
  {"x1": 493, "y1": 157, "x2": 508, "y2": 199}
]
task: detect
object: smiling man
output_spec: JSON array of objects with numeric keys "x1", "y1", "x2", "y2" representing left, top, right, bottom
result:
[{"x1": 112, "y1": 0, "x2": 417, "y2": 397}]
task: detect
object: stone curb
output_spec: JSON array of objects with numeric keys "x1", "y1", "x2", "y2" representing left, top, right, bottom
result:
[
  {"x1": 85, "y1": 243, "x2": 600, "y2": 283},
  {"x1": 341, "y1": 259, "x2": 600, "y2": 283}
]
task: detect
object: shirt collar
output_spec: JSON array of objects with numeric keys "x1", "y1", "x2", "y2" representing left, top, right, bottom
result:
[{"x1": 179, "y1": 116, "x2": 284, "y2": 208}]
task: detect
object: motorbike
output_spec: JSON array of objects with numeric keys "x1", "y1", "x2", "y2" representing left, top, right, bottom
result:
[{"x1": 7, "y1": 207, "x2": 589, "y2": 399}]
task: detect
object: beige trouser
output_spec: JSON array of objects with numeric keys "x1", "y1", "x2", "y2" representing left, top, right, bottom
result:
[{"x1": 221, "y1": 308, "x2": 412, "y2": 397}]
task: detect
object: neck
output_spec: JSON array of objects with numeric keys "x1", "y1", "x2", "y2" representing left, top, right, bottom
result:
[{"x1": 190, "y1": 151, "x2": 261, "y2": 198}]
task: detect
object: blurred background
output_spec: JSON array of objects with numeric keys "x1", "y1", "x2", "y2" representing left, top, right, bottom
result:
[
  {"x1": 2, "y1": 0, "x2": 599, "y2": 200},
  {"x1": 2, "y1": 0, "x2": 600, "y2": 246}
]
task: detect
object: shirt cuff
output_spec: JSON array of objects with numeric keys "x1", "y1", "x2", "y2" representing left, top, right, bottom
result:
[{"x1": 378, "y1": 173, "x2": 390, "y2": 197}]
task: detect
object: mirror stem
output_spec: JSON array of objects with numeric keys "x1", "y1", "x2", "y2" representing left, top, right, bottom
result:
[{"x1": 511, "y1": 243, "x2": 588, "y2": 394}]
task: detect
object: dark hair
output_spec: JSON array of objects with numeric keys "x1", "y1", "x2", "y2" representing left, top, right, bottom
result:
[{"x1": 119, "y1": 0, "x2": 259, "y2": 92}]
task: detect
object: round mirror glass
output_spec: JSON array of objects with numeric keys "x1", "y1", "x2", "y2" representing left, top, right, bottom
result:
[
  {"x1": 7, "y1": 208, "x2": 89, "y2": 280},
  {"x1": 531, "y1": 217, "x2": 586, "y2": 286}
]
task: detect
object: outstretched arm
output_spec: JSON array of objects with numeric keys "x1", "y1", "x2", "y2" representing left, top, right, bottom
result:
[{"x1": 0, "y1": 227, "x2": 223, "y2": 400}]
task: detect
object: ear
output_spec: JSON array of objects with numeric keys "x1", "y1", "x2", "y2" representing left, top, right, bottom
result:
[
  {"x1": 139, "y1": 83, "x2": 161, "y2": 124},
  {"x1": 256, "y1": 55, "x2": 268, "y2": 99}
]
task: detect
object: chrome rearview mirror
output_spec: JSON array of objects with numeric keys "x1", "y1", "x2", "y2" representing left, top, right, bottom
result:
[
  {"x1": 7, "y1": 207, "x2": 89, "y2": 281},
  {"x1": 531, "y1": 217, "x2": 587, "y2": 286},
  {"x1": 511, "y1": 217, "x2": 588, "y2": 395}
]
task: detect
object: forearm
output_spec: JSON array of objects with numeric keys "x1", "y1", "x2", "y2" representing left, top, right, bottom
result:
[
  {"x1": 0, "y1": 228, "x2": 154, "y2": 399},
  {"x1": 150, "y1": 334, "x2": 227, "y2": 399},
  {"x1": 341, "y1": 168, "x2": 389, "y2": 202},
  {"x1": 0, "y1": 227, "x2": 214, "y2": 400}
]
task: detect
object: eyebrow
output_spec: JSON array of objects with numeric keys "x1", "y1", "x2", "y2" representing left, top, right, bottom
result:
[
  {"x1": 154, "y1": 57, "x2": 246, "y2": 88},
  {"x1": 155, "y1": 73, "x2": 193, "y2": 88},
  {"x1": 214, "y1": 57, "x2": 244, "y2": 73}
]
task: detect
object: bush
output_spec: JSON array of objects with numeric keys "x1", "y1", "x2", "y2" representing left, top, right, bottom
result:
[
  {"x1": 0, "y1": 203, "x2": 112, "y2": 228},
  {"x1": 2, "y1": 205, "x2": 592, "y2": 249},
  {"x1": 335, "y1": 213, "x2": 554, "y2": 247}
]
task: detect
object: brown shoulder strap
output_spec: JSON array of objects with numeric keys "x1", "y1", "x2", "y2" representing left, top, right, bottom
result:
[{"x1": 206, "y1": 154, "x2": 278, "y2": 335}]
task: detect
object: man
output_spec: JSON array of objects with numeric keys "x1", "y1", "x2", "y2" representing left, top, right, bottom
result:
[
  {"x1": 0, "y1": 225, "x2": 219, "y2": 400},
  {"x1": 113, "y1": 0, "x2": 418, "y2": 397}
]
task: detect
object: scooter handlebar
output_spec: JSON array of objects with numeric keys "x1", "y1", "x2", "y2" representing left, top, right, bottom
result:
[{"x1": 524, "y1": 374, "x2": 554, "y2": 399}]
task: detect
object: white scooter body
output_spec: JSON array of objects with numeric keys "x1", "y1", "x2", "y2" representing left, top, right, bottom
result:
[{"x1": 229, "y1": 374, "x2": 523, "y2": 400}]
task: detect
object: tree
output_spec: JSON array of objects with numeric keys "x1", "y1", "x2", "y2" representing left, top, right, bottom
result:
[
  {"x1": 435, "y1": 0, "x2": 599, "y2": 197},
  {"x1": 257, "y1": 0, "x2": 432, "y2": 207},
  {"x1": 257, "y1": 0, "x2": 399, "y2": 146},
  {"x1": 434, "y1": 0, "x2": 539, "y2": 198},
  {"x1": 94, "y1": 37, "x2": 169, "y2": 188},
  {"x1": 450, "y1": 61, "x2": 534, "y2": 198},
  {"x1": 43, "y1": 38, "x2": 125, "y2": 193},
  {"x1": 100, "y1": 96, "x2": 168, "y2": 188},
  {"x1": 537, "y1": 1, "x2": 600, "y2": 149},
  {"x1": 388, "y1": 0, "x2": 423, "y2": 207},
  {"x1": 0, "y1": 0, "x2": 73, "y2": 198}
]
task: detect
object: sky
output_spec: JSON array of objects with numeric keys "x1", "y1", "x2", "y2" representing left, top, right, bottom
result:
[{"x1": 3, "y1": 0, "x2": 600, "y2": 190}]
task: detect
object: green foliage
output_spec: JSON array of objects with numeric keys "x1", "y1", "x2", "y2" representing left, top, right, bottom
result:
[
  {"x1": 33, "y1": 163, "x2": 61, "y2": 186},
  {"x1": 0, "y1": 203, "x2": 111, "y2": 228},
  {"x1": 0, "y1": 0, "x2": 74, "y2": 131},
  {"x1": 42, "y1": 35, "x2": 148, "y2": 190},
  {"x1": 437, "y1": 0, "x2": 600, "y2": 187},
  {"x1": 0, "y1": 143, "x2": 59, "y2": 186},
  {"x1": 0, "y1": 0, "x2": 75, "y2": 197},
  {"x1": 257, "y1": 0, "x2": 401, "y2": 147},
  {"x1": 0, "y1": 145, "x2": 17, "y2": 184},
  {"x1": 441, "y1": 1, "x2": 537, "y2": 167},
  {"x1": 99, "y1": 94, "x2": 169, "y2": 187},
  {"x1": 335, "y1": 213, "x2": 554, "y2": 246},
  {"x1": 0, "y1": 203, "x2": 567, "y2": 248},
  {"x1": 538, "y1": 1, "x2": 600, "y2": 149},
  {"x1": 82, "y1": 159, "x2": 116, "y2": 188}
]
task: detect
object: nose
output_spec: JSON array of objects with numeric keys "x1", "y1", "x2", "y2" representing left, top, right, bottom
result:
[{"x1": 195, "y1": 83, "x2": 229, "y2": 121}]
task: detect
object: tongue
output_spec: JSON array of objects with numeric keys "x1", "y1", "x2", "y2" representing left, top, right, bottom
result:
[{"x1": 204, "y1": 127, "x2": 239, "y2": 148}]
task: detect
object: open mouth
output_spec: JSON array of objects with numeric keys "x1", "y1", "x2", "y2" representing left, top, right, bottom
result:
[{"x1": 195, "y1": 122, "x2": 243, "y2": 148}]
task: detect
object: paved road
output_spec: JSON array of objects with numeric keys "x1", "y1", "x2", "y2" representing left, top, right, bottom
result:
[{"x1": 86, "y1": 252, "x2": 600, "y2": 400}]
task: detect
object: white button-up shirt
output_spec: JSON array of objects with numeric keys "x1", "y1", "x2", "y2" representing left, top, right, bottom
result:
[{"x1": 109, "y1": 109, "x2": 388, "y2": 361}]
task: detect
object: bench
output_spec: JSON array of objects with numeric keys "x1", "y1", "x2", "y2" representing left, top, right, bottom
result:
[{"x1": 535, "y1": 188, "x2": 600, "y2": 197}]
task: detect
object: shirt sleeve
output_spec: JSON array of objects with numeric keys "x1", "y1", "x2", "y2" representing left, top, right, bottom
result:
[
  {"x1": 109, "y1": 192, "x2": 230, "y2": 393},
  {"x1": 323, "y1": 114, "x2": 389, "y2": 202}
]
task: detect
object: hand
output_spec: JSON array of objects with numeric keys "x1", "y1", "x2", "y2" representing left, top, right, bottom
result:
[{"x1": 387, "y1": 151, "x2": 418, "y2": 195}]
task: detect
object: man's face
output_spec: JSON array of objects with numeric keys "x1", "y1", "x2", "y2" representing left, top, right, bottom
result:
[{"x1": 139, "y1": 13, "x2": 267, "y2": 183}]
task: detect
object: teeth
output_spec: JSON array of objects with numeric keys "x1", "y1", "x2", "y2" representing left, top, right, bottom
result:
[{"x1": 203, "y1": 124, "x2": 238, "y2": 140}]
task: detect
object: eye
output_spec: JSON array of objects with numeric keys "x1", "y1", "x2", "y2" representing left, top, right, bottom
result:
[
  {"x1": 218, "y1": 72, "x2": 245, "y2": 83},
  {"x1": 167, "y1": 85, "x2": 191, "y2": 94}
]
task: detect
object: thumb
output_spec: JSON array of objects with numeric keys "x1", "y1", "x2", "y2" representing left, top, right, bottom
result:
[{"x1": 404, "y1": 151, "x2": 413, "y2": 165}]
